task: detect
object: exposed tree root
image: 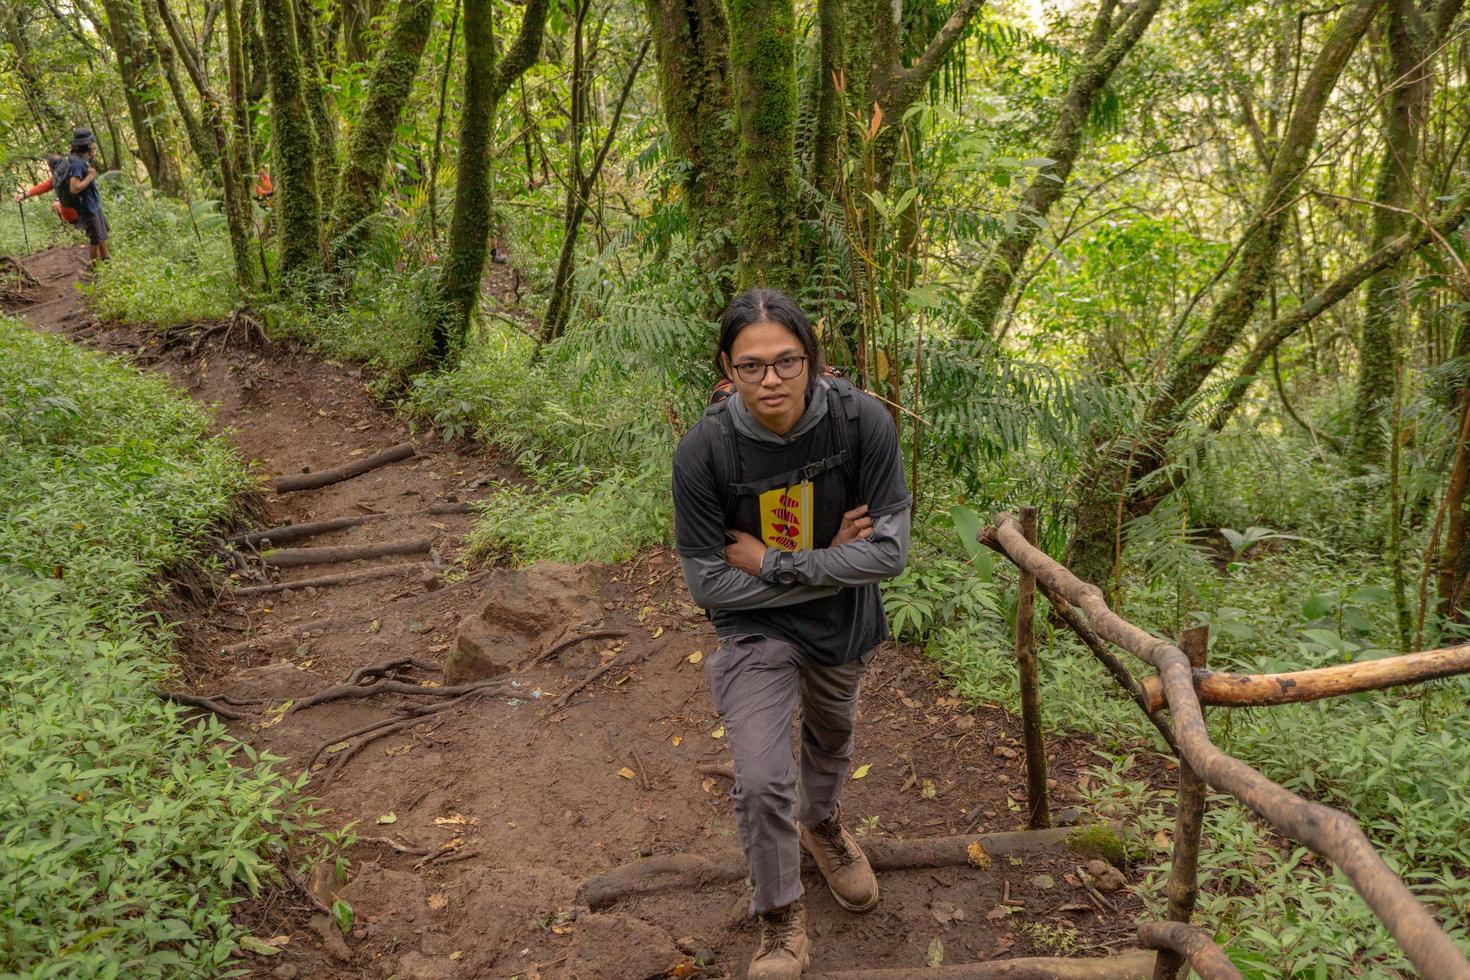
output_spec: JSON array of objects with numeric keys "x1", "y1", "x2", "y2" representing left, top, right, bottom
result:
[
  {"x1": 262, "y1": 536, "x2": 432, "y2": 568},
  {"x1": 549, "y1": 640, "x2": 659, "y2": 710},
  {"x1": 228, "y1": 502, "x2": 474, "y2": 548},
  {"x1": 525, "y1": 627, "x2": 629, "y2": 668},
  {"x1": 272, "y1": 442, "x2": 416, "y2": 493},
  {"x1": 345, "y1": 656, "x2": 440, "y2": 687},
  {"x1": 583, "y1": 827, "x2": 1079, "y2": 909},
  {"x1": 318, "y1": 688, "x2": 493, "y2": 783},
  {"x1": 232, "y1": 561, "x2": 429, "y2": 597},
  {"x1": 157, "y1": 690, "x2": 244, "y2": 720},
  {"x1": 291, "y1": 675, "x2": 510, "y2": 715},
  {"x1": 807, "y1": 950, "x2": 1158, "y2": 979}
]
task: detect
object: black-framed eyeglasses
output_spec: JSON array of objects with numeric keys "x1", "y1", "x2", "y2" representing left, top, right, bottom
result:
[{"x1": 731, "y1": 354, "x2": 808, "y2": 384}]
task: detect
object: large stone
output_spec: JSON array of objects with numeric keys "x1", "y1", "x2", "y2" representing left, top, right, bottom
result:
[
  {"x1": 449, "y1": 563, "x2": 603, "y2": 684},
  {"x1": 567, "y1": 913, "x2": 682, "y2": 980},
  {"x1": 218, "y1": 661, "x2": 326, "y2": 703}
]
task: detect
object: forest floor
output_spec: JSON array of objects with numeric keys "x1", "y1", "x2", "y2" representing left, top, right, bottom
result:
[{"x1": 7, "y1": 246, "x2": 1158, "y2": 979}]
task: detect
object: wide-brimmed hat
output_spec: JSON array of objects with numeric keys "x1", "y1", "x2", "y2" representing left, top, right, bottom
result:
[{"x1": 70, "y1": 126, "x2": 95, "y2": 150}]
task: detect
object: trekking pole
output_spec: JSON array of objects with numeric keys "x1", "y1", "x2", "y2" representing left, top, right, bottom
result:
[{"x1": 18, "y1": 196, "x2": 29, "y2": 250}]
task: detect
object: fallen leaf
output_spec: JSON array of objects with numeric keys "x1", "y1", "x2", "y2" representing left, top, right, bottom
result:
[
  {"x1": 986, "y1": 906, "x2": 1011, "y2": 922},
  {"x1": 651, "y1": 626, "x2": 665, "y2": 639},
  {"x1": 434, "y1": 813, "x2": 478, "y2": 827},
  {"x1": 618, "y1": 767, "x2": 637, "y2": 780},
  {"x1": 367, "y1": 619, "x2": 381, "y2": 634},
  {"x1": 686, "y1": 651, "x2": 703, "y2": 665},
  {"x1": 671, "y1": 735, "x2": 683, "y2": 747},
  {"x1": 1153, "y1": 830, "x2": 1172, "y2": 852},
  {"x1": 925, "y1": 937, "x2": 944, "y2": 968},
  {"x1": 266, "y1": 935, "x2": 291, "y2": 947},
  {"x1": 325, "y1": 741, "x2": 350, "y2": 754},
  {"x1": 851, "y1": 763, "x2": 872, "y2": 780},
  {"x1": 385, "y1": 744, "x2": 410, "y2": 756},
  {"x1": 427, "y1": 892, "x2": 449, "y2": 911},
  {"x1": 1058, "y1": 902, "x2": 1093, "y2": 913},
  {"x1": 701, "y1": 777, "x2": 717, "y2": 793},
  {"x1": 966, "y1": 841, "x2": 992, "y2": 869},
  {"x1": 920, "y1": 779, "x2": 937, "y2": 800},
  {"x1": 449, "y1": 951, "x2": 463, "y2": 961},
  {"x1": 237, "y1": 936, "x2": 281, "y2": 956},
  {"x1": 953, "y1": 715, "x2": 975, "y2": 731},
  {"x1": 376, "y1": 812, "x2": 398, "y2": 825},
  {"x1": 711, "y1": 725, "x2": 725, "y2": 739},
  {"x1": 900, "y1": 697, "x2": 919, "y2": 709}
]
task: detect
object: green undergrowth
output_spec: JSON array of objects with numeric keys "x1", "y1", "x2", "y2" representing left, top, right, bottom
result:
[
  {"x1": 0, "y1": 316, "x2": 306, "y2": 977},
  {"x1": 921, "y1": 538, "x2": 1470, "y2": 976},
  {"x1": 0, "y1": 194, "x2": 74, "y2": 258},
  {"x1": 86, "y1": 185, "x2": 239, "y2": 328}
]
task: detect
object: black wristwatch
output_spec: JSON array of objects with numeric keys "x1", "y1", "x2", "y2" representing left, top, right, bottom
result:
[{"x1": 766, "y1": 549, "x2": 798, "y2": 586}]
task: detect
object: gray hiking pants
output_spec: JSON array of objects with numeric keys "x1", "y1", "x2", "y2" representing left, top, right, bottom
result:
[{"x1": 705, "y1": 633, "x2": 875, "y2": 914}]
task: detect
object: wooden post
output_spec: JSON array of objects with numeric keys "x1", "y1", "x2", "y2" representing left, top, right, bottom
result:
[
  {"x1": 1153, "y1": 624, "x2": 1209, "y2": 980},
  {"x1": 1016, "y1": 505, "x2": 1050, "y2": 829}
]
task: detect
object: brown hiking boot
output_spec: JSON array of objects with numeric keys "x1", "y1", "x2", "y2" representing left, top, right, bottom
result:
[
  {"x1": 748, "y1": 901, "x2": 810, "y2": 979},
  {"x1": 800, "y1": 806, "x2": 879, "y2": 912}
]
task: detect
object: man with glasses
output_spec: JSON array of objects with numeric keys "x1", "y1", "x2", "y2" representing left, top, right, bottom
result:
[{"x1": 673, "y1": 287, "x2": 911, "y2": 978}]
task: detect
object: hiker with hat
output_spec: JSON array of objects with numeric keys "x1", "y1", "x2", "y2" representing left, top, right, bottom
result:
[{"x1": 60, "y1": 127, "x2": 109, "y2": 264}]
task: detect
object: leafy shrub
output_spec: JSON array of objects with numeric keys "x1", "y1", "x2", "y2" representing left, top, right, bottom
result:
[{"x1": 0, "y1": 316, "x2": 302, "y2": 976}]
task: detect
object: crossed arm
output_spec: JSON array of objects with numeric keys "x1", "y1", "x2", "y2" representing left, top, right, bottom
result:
[{"x1": 678, "y1": 504, "x2": 911, "y2": 610}]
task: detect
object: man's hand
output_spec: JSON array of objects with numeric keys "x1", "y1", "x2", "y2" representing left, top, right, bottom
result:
[
  {"x1": 13, "y1": 190, "x2": 25, "y2": 203},
  {"x1": 724, "y1": 529, "x2": 767, "y2": 576},
  {"x1": 831, "y1": 504, "x2": 874, "y2": 546}
]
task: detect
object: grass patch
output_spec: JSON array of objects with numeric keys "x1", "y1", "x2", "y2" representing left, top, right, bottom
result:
[{"x1": 0, "y1": 315, "x2": 305, "y2": 976}]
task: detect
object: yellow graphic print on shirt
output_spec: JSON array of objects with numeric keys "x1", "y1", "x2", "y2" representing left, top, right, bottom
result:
[{"x1": 759, "y1": 481, "x2": 813, "y2": 551}]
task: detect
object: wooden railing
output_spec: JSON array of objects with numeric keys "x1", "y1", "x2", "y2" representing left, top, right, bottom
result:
[{"x1": 981, "y1": 508, "x2": 1470, "y2": 980}]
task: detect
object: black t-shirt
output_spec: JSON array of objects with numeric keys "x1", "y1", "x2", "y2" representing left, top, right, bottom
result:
[{"x1": 672, "y1": 384, "x2": 911, "y2": 665}]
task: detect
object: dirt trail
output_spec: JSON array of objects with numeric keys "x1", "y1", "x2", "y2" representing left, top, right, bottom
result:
[{"x1": 6, "y1": 248, "x2": 1152, "y2": 979}]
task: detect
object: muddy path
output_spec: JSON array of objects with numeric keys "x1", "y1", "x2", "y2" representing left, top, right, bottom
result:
[{"x1": 7, "y1": 247, "x2": 1154, "y2": 979}]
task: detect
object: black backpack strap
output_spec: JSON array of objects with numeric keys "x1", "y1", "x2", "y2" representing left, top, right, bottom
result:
[
  {"x1": 826, "y1": 377, "x2": 862, "y2": 494},
  {"x1": 703, "y1": 400, "x2": 742, "y2": 516}
]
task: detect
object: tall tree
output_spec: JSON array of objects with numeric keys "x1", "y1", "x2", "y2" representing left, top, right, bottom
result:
[
  {"x1": 157, "y1": 0, "x2": 257, "y2": 286},
  {"x1": 141, "y1": 0, "x2": 218, "y2": 179},
  {"x1": 99, "y1": 0, "x2": 184, "y2": 193},
  {"x1": 259, "y1": 0, "x2": 323, "y2": 275},
  {"x1": 3, "y1": 8, "x2": 70, "y2": 140},
  {"x1": 1065, "y1": 0, "x2": 1382, "y2": 587},
  {"x1": 328, "y1": 0, "x2": 436, "y2": 259},
  {"x1": 293, "y1": 0, "x2": 339, "y2": 209},
  {"x1": 1347, "y1": 0, "x2": 1465, "y2": 470},
  {"x1": 727, "y1": 0, "x2": 798, "y2": 288},
  {"x1": 961, "y1": 0, "x2": 1163, "y2": 338},
  {"x1": 643, "y1": 0, "x2": 736, "y2": 274},
  {"x1": 430, "y1": 0, "x2": 551, "y2": 364}
]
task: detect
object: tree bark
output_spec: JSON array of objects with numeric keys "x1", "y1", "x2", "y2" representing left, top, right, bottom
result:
[
  {"x1": 430, "y1": 0, "x2": 551, "y2": 364},
  {"x1": 328, "y1": 0, "x2": 436, "y2": 260},
  {"x1": 962, "y1": 0, "x2": 1161, "y2": 338},
  {"x1": 1066, "y1": 0, "x2": 1380, "y2": 586},
  {"x1": 4, "y1": 8, "x2": 70, "y2": 141},
  {"x1": 1348, "y1": 0, "x2": 1430, "y2": 471},
  {"x1": 157, "y1": 0, "x2": 257, "y2": 287},
  {"x1": 293, "y1": 0, "x2": 338, "y2": 210},
  {"x1": 541, "y1": 35, "x2": 649, "y2": 343},
  {"x1": 642, "y1": 0, "x2": 736, "y2": 276},
  {"x1": 99, "y1": 0, "x2": 185, "y2": 194},
  {"x1": 259, "y1": 0, "x2": 324, "y2": 275},
  {"x1": 728, "y1": 0, "x2": 799, "y2": 289},
  {"x1": 142, "y1": 0, "x2": 219, "y2": 180}
]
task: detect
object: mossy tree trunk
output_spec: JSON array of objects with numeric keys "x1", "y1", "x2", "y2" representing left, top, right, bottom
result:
[
  {"x1": 961, "y1": 0, "x2": 1161, "y2": 339},
  {"x1": 99, "y1": 0, "x2": 185, "y2": 194},
  {"x1": 293, "y1": 0, "x2": 339, "y2": 210},
  {"x1": 158, "y1": 0, "x2": 257, "y2": 287},
  {"x1": 1065, "y1": 0, "x2": 1380, "y2": 587},
  {"x1": 643, "y1": 0, "x2": 736, "y2": 276},
  {"x1": 1348, "y1": 0, "x2": 1464, "y2": 471},
  {"x1": 728, "y1": 0, "x2": 798, "y2": 289},
  {"x1": 141, "y1": 0, "x2": 220, "y2": 181},
  {"x1": 260, "y1": 0, "x2": 323, "y2": 276},
  {"x1": 430, "y1": 0, "x2": 551, "y2": 365},
  {"x1": 328, "y1": 0, "x2": 436, "y2": 260}
]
